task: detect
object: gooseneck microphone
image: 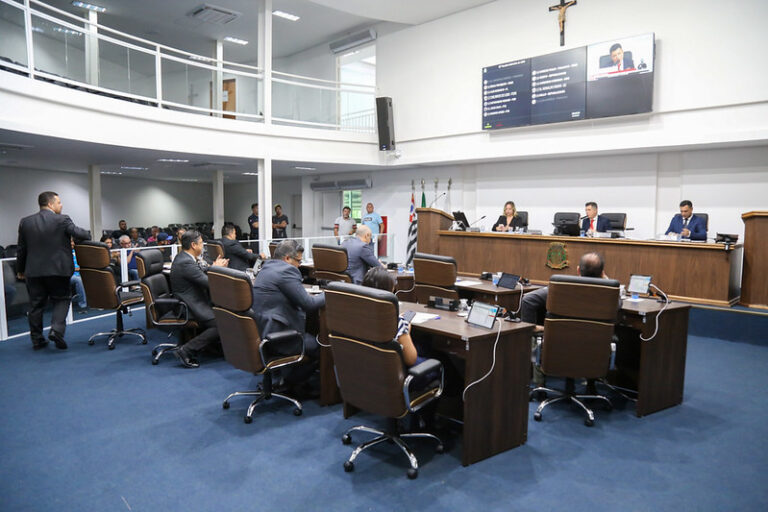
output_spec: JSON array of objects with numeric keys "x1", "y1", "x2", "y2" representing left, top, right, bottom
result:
[
  {"x1": 468, "y1": 215, "x2": 486, "y2": 227},
  {"x1": 427, "y1": 192, "x2": 446, "y2": 208}
]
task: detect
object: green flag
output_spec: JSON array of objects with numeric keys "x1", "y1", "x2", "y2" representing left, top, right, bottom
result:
[{"x1": 421, "y1": 191, "x2": 426, "y2": 208}]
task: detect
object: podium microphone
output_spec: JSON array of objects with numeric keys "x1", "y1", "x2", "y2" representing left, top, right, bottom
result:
[
  {"x1": 468, "y1": 215, "x2": 486, "y2": 230},
  {"x1": 428, "y1": 192, "x2": 446, "y2": 208}
]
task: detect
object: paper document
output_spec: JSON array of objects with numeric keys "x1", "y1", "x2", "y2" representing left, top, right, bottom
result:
[
  {"x1": 455, "y1": 279, "x2": 483, "y2": 287},
  {"x1": 411, "y1": 312, "x2": 441, "y2": 325}
]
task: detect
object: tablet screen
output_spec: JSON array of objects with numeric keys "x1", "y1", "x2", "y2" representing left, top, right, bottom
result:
[
  {"x1": 467, "y1": 301, "x2": 499, "y2": 329},
  {"x1": 627, "y1": 274, "x2": 651, "y2": 295}
]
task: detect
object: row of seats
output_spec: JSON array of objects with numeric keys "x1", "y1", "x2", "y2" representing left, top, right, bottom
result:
[{"x1": 509, "y1": 211, "x2": 709, "y2": 231}]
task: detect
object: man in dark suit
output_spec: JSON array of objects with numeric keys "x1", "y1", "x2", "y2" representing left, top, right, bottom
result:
[
  {"x1": 666, "y1": 200, "x2": 707, "y2": 241},
  {"x1": 252, "y1": 240, "x2": 324, "y2": 386},
  {"x1": 609, "y1": 43, "x2": 634, "y2": 71},
  {"x1": 581, "y1": 201, "x2": 612, "y2": 235},
  {"x1": 341, "y1": 225, "x2": 384, "y2": 284},
  {"x1": 170, "y1": 230, "x2": 229, "y2": 368},
  {"x1": 220, "y1": 224, "x2": 259, "y2": 271},
  {"x1": 16, "y1": 191, "x2": 90, "y2": 350}
]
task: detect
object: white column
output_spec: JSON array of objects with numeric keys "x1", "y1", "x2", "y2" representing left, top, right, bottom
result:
[
  {"x1": 84, "y1": 10, "x2": 99, "y2": 86},
  {"x1": 23, "y1": 0, "x2": 35, "y2": 77},
  {"x1": 88, "y1": 165, "x2": 102, "y2": 240},
  {"x1": 212, "y1": 40, "x2": 223, "y2": 117},
  {"x1": 258, "y1": 158, "x2": 272, "y2": 252},
  {"x1": 212, "y1": 170, "x2": 225, "y2": 238},
  {"x1": 258, "y1": 0, "x2": 272, "y2": 124}
]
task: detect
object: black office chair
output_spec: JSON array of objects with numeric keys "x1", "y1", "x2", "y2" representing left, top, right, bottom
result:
[
  {"x1": 312, "y1": 243, "x2": 351, "y2": 283},
  {"x1": 136, "y1": 250, "x2": 192, "y2": 365},
  {"x1": 552, "y1": 212, "x2": 580, "y2": 236},
  {"x1": 696, "y1": 212, "x2": 709, "y2": 231},
  {"x1": 412, "y1": 252, "x2": 458, "y2": 304},
  {"x1": 531, "y1": 275, "x2": 620, "y2": 426},
  {"x1": 325, "y1": 281, "x2": 444, "y2": 479},
  {"x1": 602, "y1": 213, "x2": 627, "y2": 231},
  {"x1": 516, "y1": 211, "x2": 529, "y2": 231}
]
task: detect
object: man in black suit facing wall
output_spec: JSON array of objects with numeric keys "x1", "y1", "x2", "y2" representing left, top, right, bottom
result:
[
  {"x1": 16, "y1": 191, "x2": 90, "y2": 350},
  {"x1": 220, "y1": 224, "x2": 259, "y2": 271},
  {"x1": 170, "y1": 230, "x2": 229, "y2": 368}
]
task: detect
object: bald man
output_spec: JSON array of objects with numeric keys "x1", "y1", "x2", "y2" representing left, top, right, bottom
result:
[{"x1": 341, "y1": 225, "x2": 385, "y2": 284}]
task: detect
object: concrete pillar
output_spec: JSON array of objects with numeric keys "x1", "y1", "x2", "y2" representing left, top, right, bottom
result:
[
  {"x1": 258, "y1": 158, "x2": 272, "y2": 253},
  {"x1": 258, "y1": 0, "x2": 272, "y2": 124},
  {"x1": 88, "y1": 165, "x2": 102, "y2": 240},
  {"x1": 212, "y1": 170, "x2": 225, "y2": 237}
]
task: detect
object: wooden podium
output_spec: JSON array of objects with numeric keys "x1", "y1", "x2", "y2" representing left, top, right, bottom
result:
[
  {"x1": 740, "y1": 211, "x2": 768, "y2": 309},
  {"x1": 415, "y1": 208, "x2": 453, "y2": 254}
]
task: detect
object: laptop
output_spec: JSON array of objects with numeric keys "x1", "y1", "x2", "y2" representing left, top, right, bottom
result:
[{"x1": 466, "y1": 301, "x2": 499, "y2": 329}]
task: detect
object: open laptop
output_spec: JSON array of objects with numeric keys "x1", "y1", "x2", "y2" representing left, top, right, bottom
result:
[{"x1": 466, "y1": 301, "x2": 499, "y2": 329}]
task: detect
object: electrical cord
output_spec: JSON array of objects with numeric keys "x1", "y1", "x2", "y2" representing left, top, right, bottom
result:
[
  {"x1": 462, "y1": 318, "x2": 503, "y2": 402},
  {"x1": 639, "y1": 283, "x2": 670, "y2": 341}
]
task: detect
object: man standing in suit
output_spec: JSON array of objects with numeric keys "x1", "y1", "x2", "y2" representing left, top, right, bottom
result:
[
  {"x1": 581, "y1": 202, "x2": 611, "y2": 235},
  {"x1": 609, "y1": 43, "x2": 634, "y2": 71},
  {"x1": 16, "y1": 191, "x2": 90, "y2": 350},
  {"x1": 666, "y1": 200, "x2": 707, "y2": 241},
  {"x1": 170, "y1": 230, "x2": 229, "y2": 368},
  {"x1": 220, "y1": 224, "x2": 260, "y2": 271},
  {"x1": 342, "y1": 225, "x2": 385, "y2": 284},
  {"x1": 252, "y1": 240, "x2": 324, "y2": 387}
]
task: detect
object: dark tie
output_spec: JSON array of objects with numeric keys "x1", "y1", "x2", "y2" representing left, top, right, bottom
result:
[{"x1": 683, "y1": 218, "x2": 689, "y2": 229}]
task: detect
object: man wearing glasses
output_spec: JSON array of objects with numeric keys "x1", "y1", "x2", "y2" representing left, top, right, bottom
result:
[{"x1": 252, "y1": 240, "x2": 324, "y2": 392}]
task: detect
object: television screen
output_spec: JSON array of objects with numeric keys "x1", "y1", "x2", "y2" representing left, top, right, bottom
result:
[
  {"x1": 482, "y1": 59, "x2": 531, "y2": 130},
  {"x1": 586, "y1": 33, "x2": 655, "y2": 118},
  {"x1": 530, "y1": 47, "x2": 586, "y2": 124}
]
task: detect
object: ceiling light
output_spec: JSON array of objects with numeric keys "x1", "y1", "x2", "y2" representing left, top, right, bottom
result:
[
  {"x1": 120, "y1": 165, "x2": 148, "y2": 171},
  {"x1": 189, "y1": 55, "x2": 212, "y2": 62},
  {"x1": 180, "y1": 178, "x2": 199, "y2": 182},
  {"x1": 223, "y1": 36, "x2": 248, "y2": 45},
  {"x1": 294, "y1": 166, "x2": 316, "y2": 171},
  {"x1": 242, "y1": 172, "x2": 259, "y2": 176},
  {"x1": 100, "y1": 171, "x2": 122, "y2": 175},
  {"x1": 53, "y1": 27, "x2": 83, "y2": 36},
  {"x1": 272, "y1": 10, "x2": 300, "y2": 22},
  {"x1": 157, "y1": 158, "x2": 190, "y2": 163},
  {"x1": 71, "y1": 1, "x2": 106, "y2": 13}
]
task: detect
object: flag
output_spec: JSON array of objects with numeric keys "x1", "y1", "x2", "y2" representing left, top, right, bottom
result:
[
  {"x1": 420, "y1": 190, "x2": 426, "y2": 208},
  {"x1": 406, "y1": 192, "x2": 418, "y2": 267}
]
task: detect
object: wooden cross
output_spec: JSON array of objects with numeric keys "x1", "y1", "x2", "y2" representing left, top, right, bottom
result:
[{"x1": 548, "y1": 0, "x2": 577, "y2": 47}]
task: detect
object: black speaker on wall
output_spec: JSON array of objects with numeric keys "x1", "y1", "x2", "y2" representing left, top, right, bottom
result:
[{"x1": 376, "y1": 96, "x2": 395, "y2": 151}]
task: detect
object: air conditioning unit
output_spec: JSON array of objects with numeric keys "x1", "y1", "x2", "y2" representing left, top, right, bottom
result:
[
  {"x1": 188, "y1": 4, "x2": 241, "y2": 25},
  {"x1": 329, "y1": 28, "x2": 377, "y2": 54},
  {"x1": 309, "y1": 181, "x2": 339, "y2": 191},
  {"x1": 309, "y1": 178, "x2": 373, "y2": 191}
]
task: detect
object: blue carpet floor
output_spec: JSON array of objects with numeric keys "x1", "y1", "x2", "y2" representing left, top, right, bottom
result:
[{"x1": 1, "y1": 311, "x2": 767, "y2": 512}]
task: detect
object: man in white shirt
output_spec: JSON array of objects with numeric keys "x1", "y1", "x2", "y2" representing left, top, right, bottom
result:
[{"x1": 333, "y1": 206, "x2": 357, "y2": 242}]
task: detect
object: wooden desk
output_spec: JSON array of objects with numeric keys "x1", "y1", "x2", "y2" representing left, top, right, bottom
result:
[
  {"x1": 455, "y1": 279, "x2": 540, "y2": 312},
  {"x1": 741, "y1": 211, "x2": 768, "y2": 309},
  {"x1": 611, "y1": 299, "x2": 691, "y2": 417}
]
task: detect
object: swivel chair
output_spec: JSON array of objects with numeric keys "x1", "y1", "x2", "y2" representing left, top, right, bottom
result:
[
  {"x1": 696, "y1": 212, "x2": 709, "y2": 231},
  {"x1": 74, "y1": 241, "x2": 145, "y2": 349},
  {"x1": 208, "y1": 266, "x2": 307, "y2": 421},
  {"x1": 552, "y1": 212, "x2": 580, "y2": 236},
  {"x1": 325, "y1": 281, "x2": 444, "y2": 479},
  {"x1": 531, "y1": 275, "x2": 620, "y2": 426},
  {"x1": 311, "y1": 243, "x2": 351, "y2": 283},
  {"x1": 205, "y1": 240, "x2": 224, "y2": 261},
  {"x1": 136, "y1": 250, "x2": 193, "y2": 365},
  {"x1": 515, "y1": 211, "x2": 529, "y2": 231},
  {"x1": 602, "y1": 213, "x2": 627, "y2": 231},
  {"x1": 412, "y1": 252, "x2": 459, "y2": 304}
]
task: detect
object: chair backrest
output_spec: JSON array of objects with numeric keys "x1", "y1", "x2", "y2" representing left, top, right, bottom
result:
[
  {"x1": 136, "y1": 249, "x2": 171, "y2": 325},
  {"x1": 206, "y1": 240, "x2": 224, "y2": 261},
  {"x1": 208, "y1": 266, "x2": 265, "y2": 374},
  {"x1": 312, "y1": 243, "x2": 352, "y2": 282},
  {"x1": 3, "y1": 244, "x2": 18, "y2": 259},
  {"x1": 268, "y1": 242, "x2": 278, "y2": 258},
  {"x1": 516, "y1": 211, "x2": 529, "y2": 228},
  {"x1": 553, "y1": 212, "x2": 580, "y2": 224},
  {"x1": 75, "y1": 241, "x2": 118, "y2": 309},
  {"x1": 542, "y1": 275, "x2": 620, "y2": 379},
  {"x1": 324, "y1": 281, "x2": 408, "y2": 418},
  {"x1": 602, "y1": 213, "x2": 627, "y2": 230},
  {"x1": 412, "y1": 252, "x2": 458, "y2": 303},
  {"x1": 696, "y1": 212, "x2": 709, "y2": 231}
]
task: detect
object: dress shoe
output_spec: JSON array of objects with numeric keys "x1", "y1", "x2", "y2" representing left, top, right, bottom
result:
[
  {"x1": 33, "y1": 340, "x2": 49, "y2": 350},
  {"x1": 174, "y1": 348, "x2": 200, "y2": 368},
  {"x1": 48, "y1": 332, "x2": 68, "y2": 350}
]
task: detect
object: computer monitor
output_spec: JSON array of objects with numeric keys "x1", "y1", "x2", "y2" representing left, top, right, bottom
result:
[
  {"x1": 452, "y1": 211, "x2": 471, "y2": 230},
  {"x1": 553, "y1": 219, "x2": 580, "y2": 236}
]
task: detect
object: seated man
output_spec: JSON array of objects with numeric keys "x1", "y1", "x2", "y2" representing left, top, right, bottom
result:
[
  {"x1": 252, "y1": 240, "x2": 324, "y2": 389},
  {"x1": 128, "y1": 227, "x2": 147, "y2": 247},
  {"x1": 666, "y1": 200, "x2": 706, "y2": 241},
  {"x1": 116, "y1": 235, "x2": 140, "y2": 281},
  {"x1": 220, "y1": 224, "x2": 259, "y2": 271},
  {"x1": 581, "y1": 202, "x2": 611, "y2": 235},
  {"x1": 342, "y1": 225, "x2": 385, "y2": 284},
  {"x1": 170, "y1": 230, "x2": 229, "y2": 368}
]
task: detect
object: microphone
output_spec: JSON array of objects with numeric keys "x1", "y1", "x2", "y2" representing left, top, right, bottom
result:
[
  {"x1": 427, "y1": 192, "x2": 446, "y2": 208},
  {"x1": 468, "y1": 215, "x2": 486, "y2": 227}
]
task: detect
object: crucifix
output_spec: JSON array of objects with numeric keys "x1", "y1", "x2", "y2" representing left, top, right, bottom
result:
[{"x1": 548, "y1": 0, "x2": 577, "y2": 47}]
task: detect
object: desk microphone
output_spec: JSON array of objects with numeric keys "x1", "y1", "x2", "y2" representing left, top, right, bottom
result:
[
  {"x1": 468, "y1": 215, "x2": 486, "y2": 227},
  {"x1": 427, "y1": 192, "x2": 446, "y2": 208}
]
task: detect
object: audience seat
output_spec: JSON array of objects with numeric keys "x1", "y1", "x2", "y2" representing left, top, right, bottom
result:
[{"x1": 311, "y1": 243, "x2": 351, "y2": 283}]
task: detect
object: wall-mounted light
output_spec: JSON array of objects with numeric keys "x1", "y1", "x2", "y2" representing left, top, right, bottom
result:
[
  {"x1": 157, "y1": 158, "x2": 190, "y2": 163},
  {"x1": 294, "y1": 166, "x2": 316, "y2": 171},
  {"x1": 223, "y1": 36, "x2": 248, "y2": 45}
]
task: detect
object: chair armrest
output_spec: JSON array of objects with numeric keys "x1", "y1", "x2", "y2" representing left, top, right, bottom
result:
[
  {"x1": 403, "y1": 358, "x2": 444, "y2": 413},
  {"x1": 119, "y1": 279, "x2": 141, "y2": 287},
  {"x1": 149, "y1": 298, "x2": 188, "y2": 326},
  {"x1": 259, "y1": 329, "x2": 305, "y2": 368}
]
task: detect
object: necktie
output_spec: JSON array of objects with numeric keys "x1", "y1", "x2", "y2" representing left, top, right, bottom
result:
[
  {"x1": 590, "y1": 218, "x2": 595, "y2": 231},
  {"x1": 683, "y1": 218, "x2": 689, "y2": 229}
]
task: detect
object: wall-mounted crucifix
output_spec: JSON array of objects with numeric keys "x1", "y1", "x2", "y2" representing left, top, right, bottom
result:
[{"x1": 549, "y1": 0, "x2": 577, "y2": 47}]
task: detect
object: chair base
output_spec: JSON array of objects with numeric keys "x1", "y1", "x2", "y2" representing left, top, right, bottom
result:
[
  {"x1": 531, "y1": 379, "x2": 612, "y2": 427},
  {"x1": 221, "y1": 373, "x2": 303, "y2": 421},
  {"x1": 340, "y1": 420, "x2": 444, "y2": 479},
  {"x1": 151, "y1": 342, "x2": 179, "y2": 365},
  {"x1": 88, "y1": 328, "x2": 146, "y2": 350}
]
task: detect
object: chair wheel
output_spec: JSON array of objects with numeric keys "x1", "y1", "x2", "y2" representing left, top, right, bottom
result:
[
  {"x1": 342, "y1": 434, "x2": 352, "y2": 445},
  {"x1": 88, "y1": 340, "x2": 95, "y2": 345},
  {"x1": 244, "y1": 416, "x2": 252, "y2": 424},
  {"x1": 151, "y1": 349, "x2": 158, "y2": 356},
  {"x1": 584, "y1": 418, "x2": 594, "y2": 427},
  {"x1": 534, "y1": 412, "x2": 542, "y2": 422},
  {"x1": 141, "y1": 339, "x2": 147, "y2": 345},
  {"x1": 344, "y1": 461, "x2": 354, "y2": 472},
  {"x1": 108, "y1": 344, "x2": 116, "y2": 350},
  {"x1": 293, "y1": 408, "x2": 302, "y2": 416},
  {"x1": 407, "y1": 468, "x2": 418, "y2": 479},
  {"x1": 151, "y1": 359, "x2": 159, "y2": 365},
  {"x1": 435, "y1": 444, "x2": 444, "y2": 454},
  {"x1": 222, "y1": 401, "x2": 230, "y2": 410}
]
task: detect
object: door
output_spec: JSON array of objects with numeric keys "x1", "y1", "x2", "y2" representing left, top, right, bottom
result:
[{"x1": 222, "y1": 79, "x2": 236, "y2": 119}]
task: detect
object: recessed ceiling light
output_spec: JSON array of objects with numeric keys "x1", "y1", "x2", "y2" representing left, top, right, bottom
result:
[
  {"x1": 223, "y1": 36, "x2": 248, "y2": 45},
  {"x1": 272, "y1": 10, "x2": 300, "y2": 22},
  {"x1": 189, "y1": 55, "x2": 212, "y2": 62},
  {"x1": 294, "y1": 166, "x2": 316, "y2": 171},
  {"x1": 157, "y1": 158, "x2": 190, "y2": 163},
  {"x1": 53, "y1": 27, "x2": 83, "y2": 36},
  {"x1": 100, "y1": 171, "x2": 122, "y2": 175},
  {"x1": 242, "y1": 172, "x2": 259, "y2": 176},
  {"x1": 71, "y1": 1, "x2": 106, "y2": 13},
  {"x1": 120, "y1": 165, "x2": 148, "y2": 170},
  {"x1": 180, "y1": 178, "x2": 199, "y2": 182}
]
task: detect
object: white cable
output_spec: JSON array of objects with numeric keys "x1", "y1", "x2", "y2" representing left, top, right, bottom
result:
[
  {"x1": 513, "y1": 280, "x2": 525, "y2": 316},
  {"x1": 394, "y1": 283, "x2": 416, "y2": 297},
  {"x1": 315, "y1": 333, "x2": 330, "y2": 348},
  {"x1": 462, "y1": 318, "x2": 503, "y2": 402},
  {"x1": 639, "y1": 283, "x2": 670, "y2": 342}
]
